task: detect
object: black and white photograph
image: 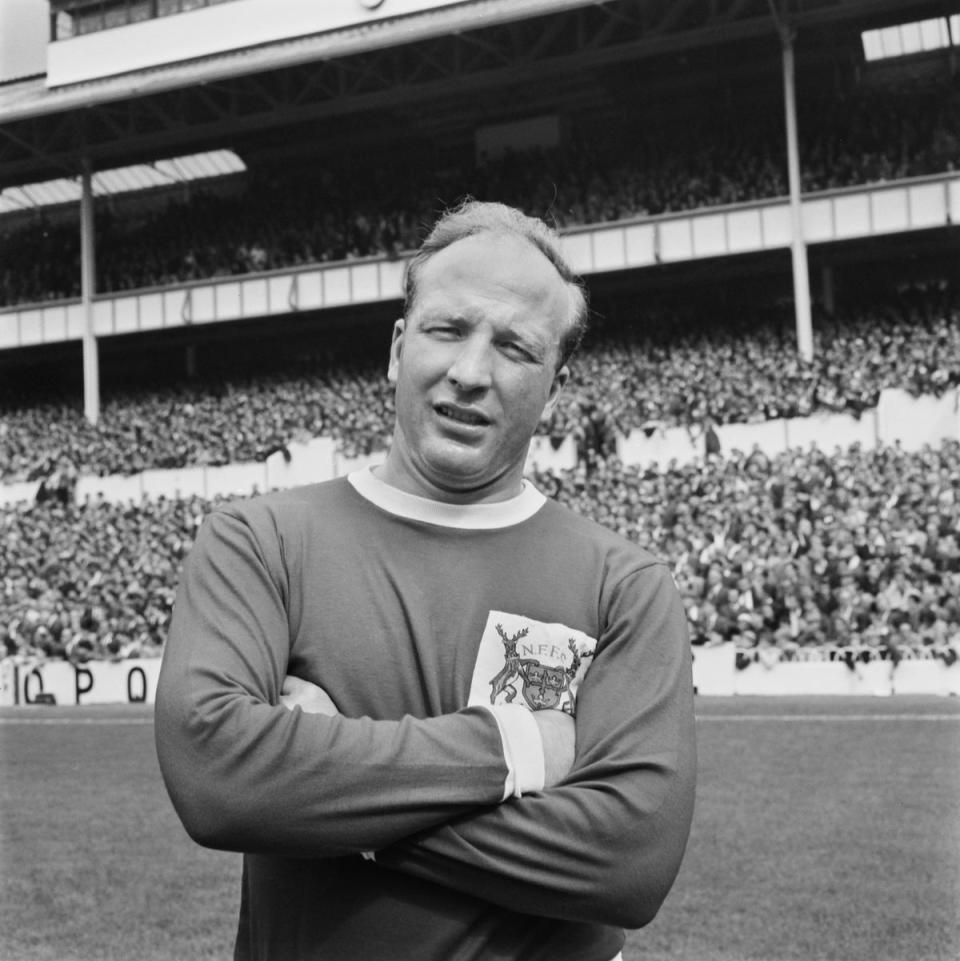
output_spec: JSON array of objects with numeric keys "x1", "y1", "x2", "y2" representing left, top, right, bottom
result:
[{"x1": 1, "y1": 2, "x2": 958, "y2": 959}]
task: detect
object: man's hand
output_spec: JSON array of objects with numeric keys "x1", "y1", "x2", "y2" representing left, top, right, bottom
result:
[
  {"x1": 533, "y1": 709, "x2": 576, "y2": 787},
  {"x1": 280, "y1": 675, "x2": 340, "y2": 716}
]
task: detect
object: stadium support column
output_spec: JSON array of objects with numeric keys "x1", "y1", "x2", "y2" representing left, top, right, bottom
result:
[
  {"x1": 81, "y1": 159, "x2": 100, "y2": 425},
  {"x1": 821, "y1": 264, "x2": 835, "y2": 316},
  {"x1": 773, "y1": 12, "x2": 814, "y2": 361}
]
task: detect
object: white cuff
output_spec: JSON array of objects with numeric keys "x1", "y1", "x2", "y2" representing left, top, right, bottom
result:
[{"x1": 483, "y1": 704, "x2": 545, "y2": 801}]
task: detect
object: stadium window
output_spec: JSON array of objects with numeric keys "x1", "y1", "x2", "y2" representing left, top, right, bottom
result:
[
  {"x1": 51, "y1": 10, "x2": 75, "y2": 40},
  {"x1": 919, "y1": 17, "x2": 949, "y2": 50},
  {"x1": 0, "y1": 150, "x2": 246, "y2": 217},
  {"x1": 128, "y1": 0, "x2": 155, "y2": 24},
  {"x1": 76, "y1": 5, "x2": 106, "y2": 36},
  {"x1": 50, "y1": 0, "x2": 236, "y2": 35},
  {"x1": 103, "y1": 3, "x2": 129, "y2": 30},
  {"x1": 861, "y1": 31, "x2": 884, "y2": 61},
  {"x1": 861, "y1": 16, "x2": 954, "y2": 61},
  {"x1": 901, "y1": 20, "x2": 926, "y2": 55}
]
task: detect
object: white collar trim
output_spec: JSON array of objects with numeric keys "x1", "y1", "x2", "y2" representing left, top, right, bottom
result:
[{"x1": 347, "y1": 466, "x2": 545, "y2": 530}]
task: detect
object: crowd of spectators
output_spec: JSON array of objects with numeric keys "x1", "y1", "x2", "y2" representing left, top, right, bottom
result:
[
  {"x1": 1, "y1": 68, "x2": 958, "y2": 666},
  {"x1": 0, "y1": 78, "x2": 956, "y2": 307},
  {"x1": 1, "y1": 493, "x2": 209, "y2": 663},
  {"x1": 536, "y1": 439, "x2": 960, "y2": 665},
  {"x1": 1, "y1": 281, "x2": 956, "y2": 485},
  {"x1": 0, "y1": 357, "x2": 396, "y2": 483},
  {"x1": 546, "y1": 280, "x2": 960, "y2": 441},
  {"x1": 4, "y1": 438, "x2": 959, "y2": 666},
  {"x1": 3, "y1": 286, "x2": 959, "y2": 664}
]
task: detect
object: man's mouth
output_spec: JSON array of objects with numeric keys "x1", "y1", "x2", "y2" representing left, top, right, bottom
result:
[{"x1": 435, "y1": 403, "x2": 490, "y2": 427}]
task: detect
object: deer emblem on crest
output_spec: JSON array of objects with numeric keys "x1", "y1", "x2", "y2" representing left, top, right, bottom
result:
[
  {"x1": 489, "y1": 623, "x2": 529, "y2": 704},
  {"x1": 564, "y1": 637, "x2": 586, "y2": 680},
  {"x1": 488, "y1": 624, "x2": 593, "y2": 713}
]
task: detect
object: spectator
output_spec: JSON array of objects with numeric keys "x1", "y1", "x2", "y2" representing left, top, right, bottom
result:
[
  {"x1": 1, "y1": 77, "x2": 956, "y2": 307},
  {"x1": 2, "y1": 281, "x2": 956, "y2": 484}
]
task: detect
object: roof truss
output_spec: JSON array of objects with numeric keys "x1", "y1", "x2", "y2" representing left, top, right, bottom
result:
[{"x1": 0, "y1": 0, "x2": 946, "y2": 187}]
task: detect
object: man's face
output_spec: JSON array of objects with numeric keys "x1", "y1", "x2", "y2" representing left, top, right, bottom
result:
[{"x1": 382, "y1": 231, "x2": 570, "y2": 502}]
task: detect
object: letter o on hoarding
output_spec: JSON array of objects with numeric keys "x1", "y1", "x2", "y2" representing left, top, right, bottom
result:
[
  {"x1": 127, "y1": 667, "x2": 147, "y2": 703},
  {"x1": 24, "y1": 668, "x2": 44, "y2": 704}
]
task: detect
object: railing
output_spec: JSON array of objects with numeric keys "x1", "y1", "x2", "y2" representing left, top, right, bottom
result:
[
  {"x1": 2, "y1": 388, "x2": 955, "y2": 507},
  {"x1": 2, "y1": 172, "x2": 958, "y2": 351},
  {"x1": 6, "y1": 640, "x2": 958, "y2": 706},
  {"x1": 694, "y1": 641, "x2": 960, "y2": 697}
]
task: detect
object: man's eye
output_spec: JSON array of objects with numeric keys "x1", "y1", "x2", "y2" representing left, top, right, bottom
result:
[{"x1": 501, "y1": 342, "x2": 534, "y2": 362}]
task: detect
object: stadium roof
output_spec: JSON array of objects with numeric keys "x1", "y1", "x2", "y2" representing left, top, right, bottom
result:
[
  {"x1": 0, "y1": 0, "x2": 596, "y2": 124},
  {"x1": 0, "y1": 149, "x2": 245, "y2": 215},
  {"x1": 0, "y1": 0, "x2": 950, "y2": 189},
  {"x1": 862, "y1": 14, "x2": 960, "y2": 61}
]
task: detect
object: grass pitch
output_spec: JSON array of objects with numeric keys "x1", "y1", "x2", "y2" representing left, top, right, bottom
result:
[{"x1": 1, "y1": 696, "x2": 957, "y2": 961}]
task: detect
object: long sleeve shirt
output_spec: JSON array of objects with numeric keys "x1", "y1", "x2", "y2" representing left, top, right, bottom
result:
[{"x1": 155, "y1": 468, "x2": 696, "y2": 961}]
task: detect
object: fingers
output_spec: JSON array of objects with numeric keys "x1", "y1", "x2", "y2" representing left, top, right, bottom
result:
[{"x1": 280, "y1": 674, "x2": 340, "y2": 716}]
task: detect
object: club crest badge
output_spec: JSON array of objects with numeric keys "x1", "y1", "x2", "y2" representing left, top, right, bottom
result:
[{"x1": 468, "y1": 611, "x2": 597, "y2": 716}]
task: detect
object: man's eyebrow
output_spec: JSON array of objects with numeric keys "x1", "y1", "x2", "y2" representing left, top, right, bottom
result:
[
  {"x1": 501, "y1": 329, "x2": 551, "y2": 363},
  {"x1": 512, "y1": 331, "x2": 546, "y2": 353},
  {"x1": 415, "y1": 310, "x2": 466, "y2": 326},
  {"x1": 414, "y1": 310, "x2": 553, "y2": 361}
]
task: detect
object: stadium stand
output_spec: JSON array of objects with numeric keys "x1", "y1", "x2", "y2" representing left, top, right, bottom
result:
[
  {"x1": 2, "y1": 0, "x2": 959, "y2": 682},
  {"x1": 2, "y1": 492, "x2": 206, "y2": 662},
  {"x1": 532, "y1": 438, "x2": 960, "y2": 657},
  {"x1": 1, "y1": 77, "x2": 957, "y2": 308},
  {"x1": 1, "y1": 280, "x2": 956, "y2": 484},
  {"x1": 4, "y1": 436, "x2": 959, "y2": 669}
]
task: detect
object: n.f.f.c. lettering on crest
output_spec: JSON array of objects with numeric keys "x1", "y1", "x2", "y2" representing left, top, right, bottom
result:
[{"x1": 468, "y1": 610, "x2": 597, "y2": 716}]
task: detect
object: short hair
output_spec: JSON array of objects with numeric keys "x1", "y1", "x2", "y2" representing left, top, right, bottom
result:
[{"x1": 403, "y1": 199, "x2": 589, "y2": 370}]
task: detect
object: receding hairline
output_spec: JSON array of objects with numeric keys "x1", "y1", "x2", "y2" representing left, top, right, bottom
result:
[
  {"x1": 416, "y1": 226, "x2": 576, "y2": 298},
  {"x1": 404, "y1": 208, "x2": 589, "y2": 368}
]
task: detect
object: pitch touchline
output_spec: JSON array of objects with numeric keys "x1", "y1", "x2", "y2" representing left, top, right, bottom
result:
[
  {"x1": 0, "y1": 717, "x2": 155, "y2": 725},
  {"x1": 696, "y1": 714, "x2": 960, "y2": 722}
]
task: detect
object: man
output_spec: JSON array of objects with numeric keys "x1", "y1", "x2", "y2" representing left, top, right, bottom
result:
[{"x1": 155, "y1": 200, "x2": 696, "y2": 961}]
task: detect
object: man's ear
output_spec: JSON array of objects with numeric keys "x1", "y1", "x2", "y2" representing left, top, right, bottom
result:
[
  {"x1": 387, "y1": 318, "x2": 406, "y2": 384},
  {"x1": 540, "y1": 364, "x2": 569, "y2": 422}
]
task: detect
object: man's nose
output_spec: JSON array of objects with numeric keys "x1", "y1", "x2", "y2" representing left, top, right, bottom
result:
[{"x1": 447, "y1": 338, "x2": 493, "y2": 391}]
